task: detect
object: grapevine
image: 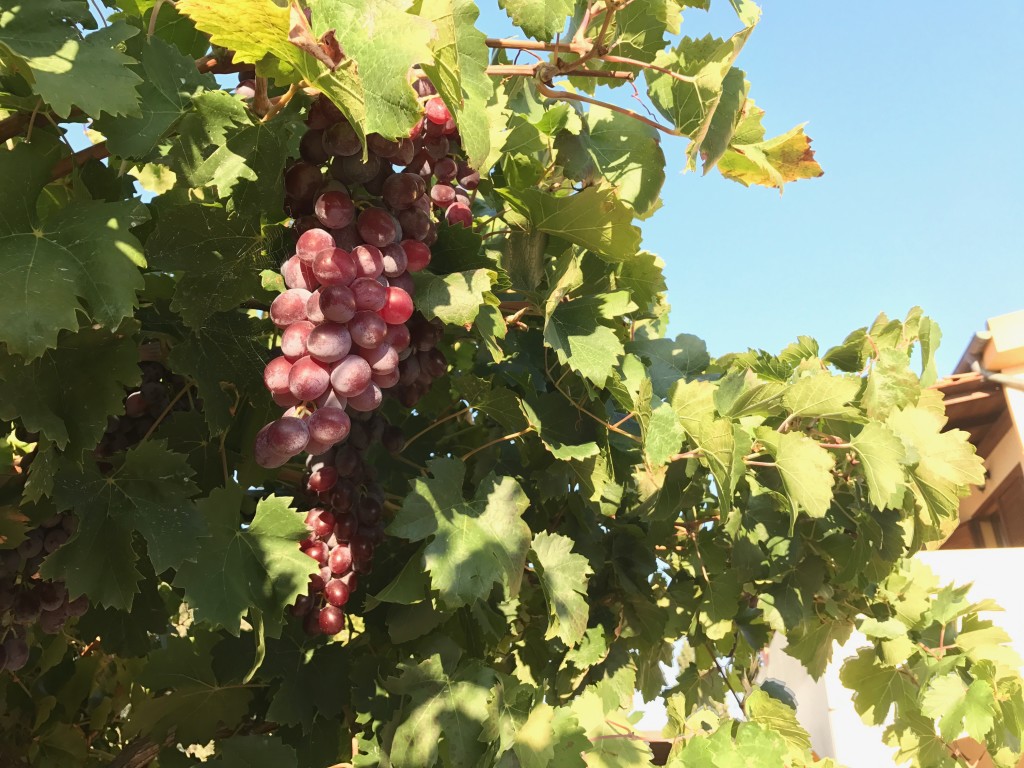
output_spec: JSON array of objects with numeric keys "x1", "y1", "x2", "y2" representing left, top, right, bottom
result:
[{"x1": 0, "y1": 2, "x2": 1019, "y2": 767}]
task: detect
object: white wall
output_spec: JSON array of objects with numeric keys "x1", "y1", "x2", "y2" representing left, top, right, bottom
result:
[{"x1": 768, "y1": 548, "x2": 1024, "y2": 766}]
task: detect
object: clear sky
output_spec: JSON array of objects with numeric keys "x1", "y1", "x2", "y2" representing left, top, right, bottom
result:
[{"x1": 477, "y1": 0, "x2": 1024, "y2": 374}]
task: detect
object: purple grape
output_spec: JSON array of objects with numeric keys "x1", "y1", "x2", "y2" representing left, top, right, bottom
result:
[
  {"x1": 319, "y1": 285, "x2": 357, "y2": 324},
  {"x1": 307, "y1": 323, "x2": 352, "y2": 363},
  {"x1": 348, "y1": 311, "x2": 387, "y2": 349},
  {"x1": 309, "y1": 407, "x2": 351, "y2": 445},
  {"x1": 330, "y1": 355, "x2": 373, "y2": 398},
  {"x1": 350, "y1": 277, "x2": 387, "y2": 311}
]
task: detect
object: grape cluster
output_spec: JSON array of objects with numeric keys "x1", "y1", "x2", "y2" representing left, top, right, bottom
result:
[
  {"x1": 289, "y1": 417, "x2": 392, "y2": 635},
  {"x1": 96, "y1": 361, "x2": 195, "y2": 462},
  {"x1": 0, "y1": 516, "x2": 88, "y2": 672},
  {"x1": 255, "y1": 86, "x2": 472, "y2": 468}
]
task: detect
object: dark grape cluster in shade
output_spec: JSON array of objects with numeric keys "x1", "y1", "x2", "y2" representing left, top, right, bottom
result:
[
  {"x1": 0, "y1": 515, "x2": 88, "y2": 672},
  {"x1": 96, "y1": 360, "x2": 197, "y2": 464}
]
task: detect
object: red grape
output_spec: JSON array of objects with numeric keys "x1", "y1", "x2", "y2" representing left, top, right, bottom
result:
[
  {"x1": 264, "y1": 357, "x2": 293, "y2": 395},
  {"x1": 351, "y1": 244, "x2": 384, "y2": 279},
  {"x1": 401, "y1": 240, "x2": 431, "y2": 272},
  {"x1": 348, "y1": 311, "x2": 387, "y2": 349},
  {"x1": 319, "y1": 285, "x2": 357, "y2": 323},
  {"x1": 312, "y1": 247, "x2": 356, "y2": 286},
  {"x1": 306, "y1": 322, "x2": 352, "y2": 362},
  {"x1": 282, "y1": 255, "x2": 319, "y2": 291},
  {"x1": 270, "y1": 289, "x2": 312, "y2": 328},
  {"x1": 315, "y1": 191, "x2": 355, "y2": 229},
  {"x1": 425, "y1": 97, "x2": 451, "y2": 124},
  {"x1": 296, "y1": 228, "x2": 335, "y2": 262},
  {"x1": 445, "y1": 202, "x2": 473, "y2": 228},
  {"x1": 357, "y1": 208, "x2": 398, "y2": 247},
  {"x1": 325, "y1": 578, "x2": 351, "y2": 607},
  {"x1": 351, "y1": 277, "x2": 387, "y2": 311},
  {"x1": 288, "y1": 356, "x2": 331, "y2": 401},
  {"x1": 281, "y1": 320, "x2": 314, "y2": 360},
  {"x1": 308, "y1": 406, "x2": 351, "y2": 445},
  {"x1": 318, "y1": 605, "x2": 345, "y2": 634},
  {"x1": 380, "y1": 287, "x2": 414, "y2": 324},
  {"x1": 330, "y1": 355, "x2": 372, "y2": 397},
  {"x1": 348, "y1": 383, "x2": 382, "y2": 412}
]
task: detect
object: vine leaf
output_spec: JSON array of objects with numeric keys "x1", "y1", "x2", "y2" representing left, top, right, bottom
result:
[
  {"x1": 127, "y1": 633, "x2": 254, "y2": 743},
  {"x1": 510, "y1": 186, "x2": 642, "y2": 264},
  {"x1": 311, "y1": 0, "x2": 435, "y2": 139},
  {"x1": 412, "y1": 268, "x2": 498, "y2": 326},
  {"x1": 168, "y1": 311, "x2": 271, "y2": 434},
  {"x1": 781, "y1": 373, "x2": 861, "y2": 419},
  {"x1": 851, "y1": 422, "x2": 909, "y2": 510},
  {"x1": 210, "y1": 735, "x2": 299, "y2": 768},
  {"x1": 95, "y1": 36, "x2": 214, "y2": 160},
  {"x1": 0, "y1": 140, "x2": 148, "y2": 359},
  {"x1": 146, "y1": 199, "x2": 268, "y2": 328},
  {"x1": 531, "y1": 532, "x2": 593, "y2": 647},
  {"x1": 745, "y1": 689, "x2": 812, "y2": 752},
  {"x1": 0, "y1": 327, "x2": 140, "y2": 455},
  {"x1": 388, "y1": 458, "x2": 531, "y2": 608},
  {"x1": 886, "y1": 399, "x2": 985, "y2": 532},
  {"x1": 0, "y1": 5, "x2": 142, "y2": 118},
  {"x1": 717, "y1": 100, "x2": 824, "y2": 189},
  {"x1": 41, "y1": 442, "x2": 204, "y2": 609},
  {"x1": 384, "y1": 655, "x2": 496, "y2": 767},
  {"x1": 755, "y1": 428, "x2": 835, "y2": 522},
  {"x1": 175, "y1": 486, "x2": 315, "y2": 636},
  {"x1": 497, "y1": 0, "x2": 573, "y2": 40},
  {"x1": 840, "y1": 647, "x2": 917, "y2": 726},
  {"x1": 544, "y1": 291, "x2": 637, "y2": 389},
  {"x1": 418, "y1": 0, "x2": 493, "y2": 168},
  {"x1": 921, "y1": 674, "x2": 996, "y2": 743}
]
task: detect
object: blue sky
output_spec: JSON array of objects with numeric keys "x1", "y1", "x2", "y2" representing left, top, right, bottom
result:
[{"x1": 478, "y1": 0, "x2": 1024, "y2": 374}]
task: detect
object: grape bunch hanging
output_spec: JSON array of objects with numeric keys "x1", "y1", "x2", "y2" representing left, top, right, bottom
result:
[
  {"x1": 0, "y1": 515, "x2": 88, "y2": 672},
  {"x1": 257, "y1": 86, "x2": 473, "y2": 632}
]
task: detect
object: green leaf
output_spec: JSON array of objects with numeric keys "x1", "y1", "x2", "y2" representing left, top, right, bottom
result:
[
  {"x1": 887, "y1": 401, "x2": 984, "y2": 531},
  {"x1": 862, "y1": 348, "x2": 922, "y2": 420},
  {"x1": 518, "y1": 391, "x2": 599, "y2": 462},
  {"x1": 418, "y1": 0, "x2": 492, "y2": 168},
  {"x1": 175, "y1": 486, "x2": 315, "y2": 635},
  {"x1": 175, "y1": 0, "x2": 301, "y2": 80},
  {"x1": 389, "y1": 458, "x2": 531, "y2": 608},
  {"x1": 146, "y1": 200, "x2": 266, "y2": 328},
  {"x1": 261, "y1": 635, "x2": 349, "y2": 728},
  {"x1": 498, "y1": 0, "x2": 572, "y2": 40},
  {"x1": 675, "y1": 722, "x2": 788, "y2": 767},
  {"x1": 717, "y1": 101, "x2": 824, "y2": 190},
  {"x1": 0, "y1": 4, "x2": 142, "y2": 118},
  {"x1": 412, "y1": 268, "x2": 497, "y2": 326},
  {"x1": 645, "y1": 402, "x2": 686, "y2": 467},
  {"x1": 128, "y1": 634, "x2": 253, "y2": 743},
  {"x1": 851, "y1": 423, "x2": 908, "y2": 510},
  {"x1": 168, "y1": 311, "x2": 270, "y2": 433},
  {"x1": 212, "y1": 735, "x2": 298, "y2": 768},
  {"x1": 627, "y1": 333, "x2": 709, "y2": 397},
  {"x1": 311, "y1": 0, "x2": 435, "y2": 139},
  {"x1": 545, "y1": 292, "x2": 636, "y2": 388},
  {"x1": 755, "y1": 428, "x2": 836, "y2": 521},
  {"x1": 782, "y1": 373, "x2": 861, "y2": 419},
  {"x1": 921, "y1": 674, "x2": 996, "y2": 743},
  {"x1": 0, "y1": 327, "x2": 140, "y2": 454},
  {"x1": 95, "y1": 37, "x2": 214, "y2": 159},
  {"x1": 511, "y1": 186, "x2": 642, "y2": 264},
  {"x1": 385, "y1": 655, "x2": 496, "y2": 767},
  {"x1": 531, "y1": 531, "x2": 593, "y2": 646},
  {"x1": 42, "y1": 441, "x2": 203, "y2": 602},
  {"x1": 163, "y1": 89, "x2": 294, "y2": 207},
  {"x1": 0, "y1": 186, "x2": 147, "y2": 359},
  {"x1": 745, "y1": 689, "x2": 812, "y2": 752},
  {"x1": 646, "y1": 30, "x2": 752, "y2": 160},
  {"x1": 574, "y1": 105, "x2": 667, "y2": 217},
  {"x1": 839, "y1": 648, "x2": 916, "y2": 726}
]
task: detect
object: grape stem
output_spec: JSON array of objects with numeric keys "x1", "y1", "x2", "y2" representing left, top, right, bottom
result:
[
  {"x1": 261, "y1": 82, "x2": 299, "y2": 123},
  {"x1": 402, "y1": 406, "x2": 472, "y2": 449},
  {"x1": 460, "y1": 429, "x2": 530, "y2": 461},
  {"x1": 535, "y1": 82, "x2": 682, "y2": 137}
]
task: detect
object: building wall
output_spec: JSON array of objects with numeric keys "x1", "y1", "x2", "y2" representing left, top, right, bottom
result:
[{"x1": 767, "y1": 548, "x2": 1024, "y2": 766}]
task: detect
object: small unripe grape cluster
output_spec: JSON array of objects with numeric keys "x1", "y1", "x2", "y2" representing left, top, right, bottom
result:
[
  {"x1": 96, "y1": 361, "x2": 196, "y2": 464},
  {"x1": 0, "y1": 515, "x2": 88, "y2": 673}
]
